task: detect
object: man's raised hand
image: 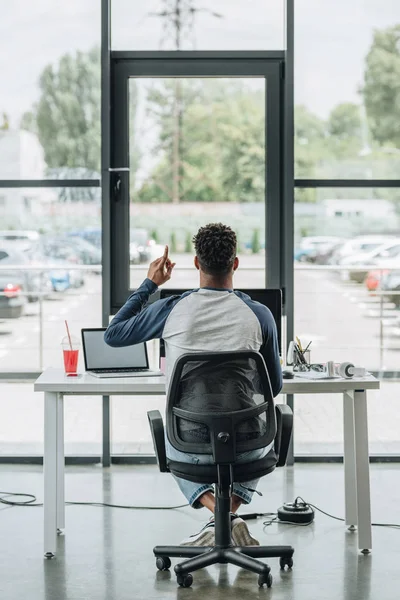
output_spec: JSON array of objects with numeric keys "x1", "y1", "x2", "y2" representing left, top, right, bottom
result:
[{"x1": 147, "y1": 245, "x2": 176, "y2": 286}]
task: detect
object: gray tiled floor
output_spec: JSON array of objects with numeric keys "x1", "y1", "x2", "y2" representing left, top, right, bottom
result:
[{"x1": 1, "y1": 463, "x2": 400, "y2": 600}]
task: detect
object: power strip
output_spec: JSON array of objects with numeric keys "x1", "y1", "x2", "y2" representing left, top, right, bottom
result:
[
  {"x1": 277, "y1": 501, "x2": 315, "y2": 524},
  {"x1": 240, "y1": 499, "x2": 315, "y2": 524}
]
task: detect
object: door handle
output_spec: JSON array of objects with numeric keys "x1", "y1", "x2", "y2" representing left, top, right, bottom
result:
[
  {"x1": 112, "y1": 172, "x2": 122, "y2": 202},
  {"x1": 109, "y1": 168, "x2": 129, "y2": 203}
]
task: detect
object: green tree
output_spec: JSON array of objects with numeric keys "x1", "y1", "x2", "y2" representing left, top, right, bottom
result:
[
  {"x1": 362, "y1": 25, "x2": 400, "y2": 149},
  {"x1": 251, "y1": 229, "x2": 260, "y2": 254},
  {"x1": 328, "y1": 103, "x2": 361, "y2": 141},
  {"x1": 170, "y1": 231, "x2": 177, "y2": 253},
  {"x1": 136, "y1": 80, "x2": 265, "y2": 203},
  {"x1": 184, "y1": 231, "x2": 192, "y2": 253},
  {"x1": 21, "y1": 47, "x2": 101, "y2": 171},
  {"x1": 294, "y1": 105, "x2": 328, "y2": 202},
  {"x1": 0, "y1": 112, "x2": 9, "y2": 130},
  {"x1": 21, "y1": 46, "x2": 139, "y2": 184}
]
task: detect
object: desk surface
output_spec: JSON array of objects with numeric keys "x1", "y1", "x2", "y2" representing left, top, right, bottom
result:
[{"x1": 34, "y1": 368, "x2": 380, "y2": 394}]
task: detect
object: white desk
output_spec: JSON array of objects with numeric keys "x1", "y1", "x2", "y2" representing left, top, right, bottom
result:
[{"x1": 35, "y1": 368, "x2": 379, "y2": 557}]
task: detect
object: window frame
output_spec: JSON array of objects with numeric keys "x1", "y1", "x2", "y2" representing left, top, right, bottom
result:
[{"x1": 109, "y1": 50, "x2": 285, "y2": 313}]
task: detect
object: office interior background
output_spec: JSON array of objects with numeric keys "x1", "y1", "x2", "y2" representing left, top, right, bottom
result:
[
  {"x1": 1, "y1": 0, "x2": 400, "y2": 459},
  {"x1": 3, "y1": 3, "x2": 400, "y2": 600}
]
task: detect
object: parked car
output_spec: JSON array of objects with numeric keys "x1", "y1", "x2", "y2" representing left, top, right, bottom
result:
[
  {"x1": 0, "y1": 230, "x2": 40, "y2": 248},
  {"x1": 364, "y1": 269, "x2": 386, "y2": 292},
  {"x1": 295, "y1": 236, "x2": 344, "y2": 264},
  {"x1": 341, "y1": 240, "x2": 400, "y2": 283},
  {"x1": 130, "y1": 228, "x2": 154, "y2": 263},
  {"x1": 381, "y1": 270, "x2": 400, "y2": 307},
  {"x1": 48, "y1": 267, "x2": 72, "y2": 292},
  {"x1": 23, "y1": 248, "x2": 66, "y2": 296},
  {"x1": 28, "y1": 242, "x2": 85, "y2": 290},
  {"x1": 0, "y1": 246, "x2": 47, "y2": 317},
  {"x1": 70, "y1": 237, "x2": 101, "y2": 266},
  {"x1": 129, "y1": 241, "x2": 141, "y2": 265},
  {"x1": 67, "y1": 228, "x2": 101, "y2": 249},
  {"x1": 329, "y1": 235, "x2": 397, "y2": 266},
  {"x1": 0, "y1": 264, "x2": 26, "y2": 318},
  {"x1": 40, "y1": 236, "x2": 100, "y2": 273}
]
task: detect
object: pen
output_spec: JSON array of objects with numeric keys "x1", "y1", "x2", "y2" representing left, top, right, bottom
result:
[
  {"x1": 303, "y1": 341, "x2": 312, "y2": 353},
  {"x1": 296, "y1": 336, "x2": 303, "y2": 352},
  {"x1": 295, "y1": 343, "x2": 306, "y2": 364}
]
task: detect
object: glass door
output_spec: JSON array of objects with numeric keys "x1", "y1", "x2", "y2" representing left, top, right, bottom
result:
[{"x1": 110, "y1": 57, "x2": 283, "y2": 310}]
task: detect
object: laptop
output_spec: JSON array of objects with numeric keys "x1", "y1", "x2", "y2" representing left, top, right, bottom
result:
[{"x1": 81, "y1": 328, "x2": 163, "y2": 378}]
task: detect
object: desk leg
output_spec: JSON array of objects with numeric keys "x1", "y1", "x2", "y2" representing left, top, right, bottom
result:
[
  {"x1": 57, "y1": 394, "x2": 65, "y2": 532},
  {"x1": 343, "y1": 391, "x2": 358, "y2": 529},
  {"x1": 286, "y1": 394, "x2": 294, "y2": 466},
  {"x1": 353, "y1": 390, "x2": 372, "y2": 553},
  {"x1": 44, "y1": 392, "x2": 58, "y2": 558},
  {"x1": 102, "y1": 395, "x2": 111, "y2": 467}
]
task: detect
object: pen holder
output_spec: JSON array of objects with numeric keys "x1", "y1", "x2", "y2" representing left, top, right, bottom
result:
[{"x1": 293, "y1": 347, "x2": 311, "y2": 372}]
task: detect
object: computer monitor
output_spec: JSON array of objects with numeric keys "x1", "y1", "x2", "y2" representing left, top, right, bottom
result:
[{"x1": 158, "y1": 288, "x2": 282, "y2": 356}]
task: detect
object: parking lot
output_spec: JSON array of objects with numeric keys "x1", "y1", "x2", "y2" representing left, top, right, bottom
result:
[
  {"x1": 2, "y1": 256, "x2": 400, "y2": 372},
  {"x1": 2, "y1": 250, "x2": 400, "y2": 456}
]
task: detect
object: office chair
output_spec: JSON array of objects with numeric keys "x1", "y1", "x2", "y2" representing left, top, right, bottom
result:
[{"x1": 148, "y1": 351, "x2": 294, "y2": 588}]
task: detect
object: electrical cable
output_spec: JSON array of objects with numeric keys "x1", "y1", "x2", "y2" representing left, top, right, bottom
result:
[
  {"x1": 294, "y1": 496, "x2": 400, "y2": 530},
  {"x1": 1, "y1": 490, "x2": 400, "y2": 530},
  {"x1": 255, "y1": 495, "x2": 400, "y2": 531},
  {"x1": 0, "y1": 491, "x2": 188, "y2": 510}
]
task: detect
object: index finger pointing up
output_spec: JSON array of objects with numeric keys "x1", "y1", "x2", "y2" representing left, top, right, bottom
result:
[{"x1": 162, "y1": 245, "x2": 169, "y2": 262}]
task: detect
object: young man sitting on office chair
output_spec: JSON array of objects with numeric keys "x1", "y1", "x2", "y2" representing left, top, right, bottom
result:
[{"x1": 104, "y1": 223, "x2": 282, "y2": 547}]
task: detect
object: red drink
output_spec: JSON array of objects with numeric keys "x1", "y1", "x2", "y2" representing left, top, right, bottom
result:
[{"x1": 63, "y1": 349, "x2": 79, "y2": 375}]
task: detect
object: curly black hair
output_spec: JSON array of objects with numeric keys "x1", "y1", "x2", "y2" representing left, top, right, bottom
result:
[{"x1": 192, "y1": 223, "x2": 237, "y2": 276}]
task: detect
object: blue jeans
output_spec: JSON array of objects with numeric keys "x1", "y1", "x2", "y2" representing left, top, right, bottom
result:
[{"x1": 165, "y1": 437, "x2": 273, "y2": 509}]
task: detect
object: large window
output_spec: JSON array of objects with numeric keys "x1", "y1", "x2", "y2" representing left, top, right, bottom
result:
[
  {"x1": 293, "y1": 188, "x2": 400, "y2": 454},
  {"x1": 127, "y1": 76, "x2": 267, "y2": 292},
  {"x1": 0, "y1": 0, "x2": 100, "y2": 176},
  {"x1": 0, "y1": 0, "x2": 102, "y2": 456},
  {"x1": 3, "y1": 2, "x2": 400, "y2": 459},
  {"x1": 110, "y1": 56, "x2": 283, "y2": 309},
  {"x1": 295, "y1": 0, "x2": 400, "y2": 180},
  {"x1": 0, "y1": 187, "x2": 101, "y2": 455},
  {"x1": 294, "y1": 2, "x2": 400, "y2": 455}
]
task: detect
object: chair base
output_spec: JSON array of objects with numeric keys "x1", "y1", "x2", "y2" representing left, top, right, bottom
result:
[{"x1": 153, "y1": 544, "x2": 294, "y2": 588}]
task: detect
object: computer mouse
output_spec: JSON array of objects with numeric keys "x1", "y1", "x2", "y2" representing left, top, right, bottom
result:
[{"x1": 282, "y1": 370, "x2": 294, "y2": 379}]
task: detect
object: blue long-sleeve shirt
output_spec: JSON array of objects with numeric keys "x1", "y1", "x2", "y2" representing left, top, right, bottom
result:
[{"x1": 104, "y1": 279, "x2": 282, "y2": 397}]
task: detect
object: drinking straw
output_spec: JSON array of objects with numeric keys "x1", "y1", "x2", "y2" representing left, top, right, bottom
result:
[{"x1": 65, "y1": 320, "x2": 73, "y2": 351}]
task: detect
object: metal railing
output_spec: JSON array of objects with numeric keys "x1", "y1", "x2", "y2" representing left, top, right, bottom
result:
[
  {"x1": 295, "y1": 263, "x2": 400, "y2": 372},
  {"x1": 1, "y1": 262, "x2": 400, "y2": 374}
]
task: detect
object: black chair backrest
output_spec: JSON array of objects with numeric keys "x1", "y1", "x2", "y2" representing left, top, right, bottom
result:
[{"x1": 166, "y1": 351, "x2": 277, "y2": 465}]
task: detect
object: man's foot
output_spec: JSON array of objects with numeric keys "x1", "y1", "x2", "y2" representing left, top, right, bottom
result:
[
  {"x1": 231, "y1": 514, "x2": 260, "y2": 546},
  {"x1": 180, "y1": 519, "x2": 215, "y2": 546}
]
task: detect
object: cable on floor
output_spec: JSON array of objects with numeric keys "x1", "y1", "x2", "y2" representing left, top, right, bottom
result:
[
  {"x1": 261, "y1": 496, "x2": 400, "y2": 530},
  {"x1": 1, "y1": 491, "x2": 400, "y2": 530},
  {"x1": 0, "y1": 491, "x2": 188, "y2": 510}
]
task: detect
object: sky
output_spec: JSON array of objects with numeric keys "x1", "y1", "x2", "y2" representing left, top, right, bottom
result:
[{"x1": 1, "y1": 0, "x2": 400, "y2": 128}]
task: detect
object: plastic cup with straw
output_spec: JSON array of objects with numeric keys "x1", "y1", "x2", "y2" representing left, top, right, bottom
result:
[{"x1": 61, "y1": 320, "x2": 80, "y2": 376}]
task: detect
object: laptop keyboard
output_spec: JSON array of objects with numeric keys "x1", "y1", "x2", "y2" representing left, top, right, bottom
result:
[{"x1": 92, "y1": 368, "x2": 148, "y2": 373}]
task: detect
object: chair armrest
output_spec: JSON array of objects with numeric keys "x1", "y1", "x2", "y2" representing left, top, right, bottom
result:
[
  {"x1": 274, "y1": 404, "x2": 293, "y2": 467},
  {"x1": 147, "y1": 410, "x2": 169, "y2": 473}
]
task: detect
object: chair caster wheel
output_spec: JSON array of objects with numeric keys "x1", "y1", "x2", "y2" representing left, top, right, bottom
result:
[
  {"x1": 156, "y1": 557, "x2": 171, "y2": 571},
  {"x1": 258, "y1": 573, "x2": 273, "y2": 588},
  {"x1": 280, "y1": 556, "x2": 293, "y2": 570},
  {"x1": 177, "y1": 573, "x2": 193, "y2": 588},
  {"x1": 44, "y1": 552, "x2": 55, "y2": 559}
]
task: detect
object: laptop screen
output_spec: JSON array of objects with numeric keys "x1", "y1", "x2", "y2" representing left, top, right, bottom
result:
[{"x1": 82, "y1": 329, "x2": 148, "y2": 370}]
